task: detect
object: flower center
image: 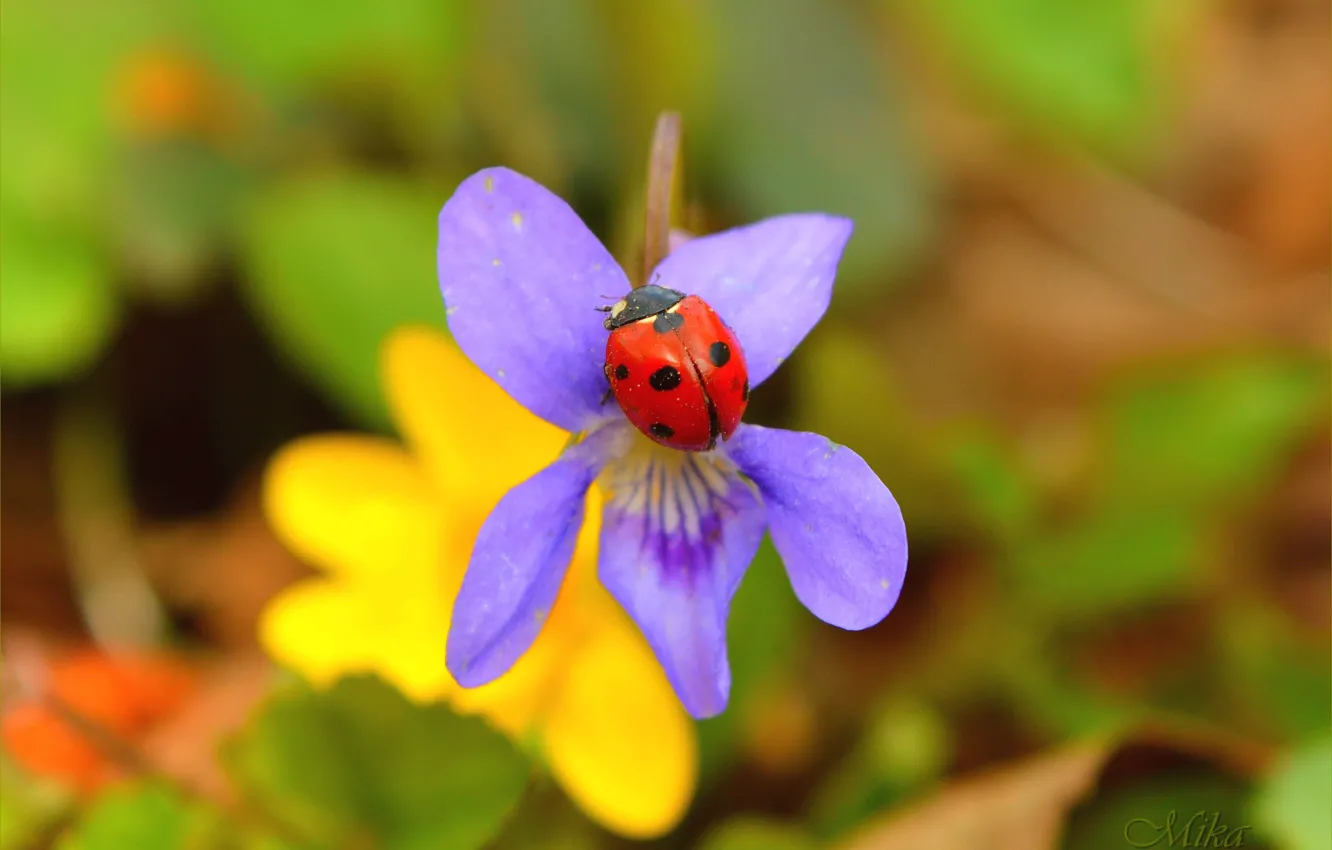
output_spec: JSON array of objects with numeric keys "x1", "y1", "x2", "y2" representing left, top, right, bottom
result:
[{"x1": 597, "y1": 433, "x2": 747, "y2": 579}]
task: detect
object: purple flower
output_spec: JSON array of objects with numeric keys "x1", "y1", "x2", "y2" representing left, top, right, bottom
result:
[{"x1": 439, "y1": 168, "x2": 907, "y2": 718}]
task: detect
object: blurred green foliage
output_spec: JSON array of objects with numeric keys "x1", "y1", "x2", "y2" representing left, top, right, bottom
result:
[
  {"x1": 239, "y1": 173, "x2": 450, "y2": 426},
  {"x1": 699, "y1": 818, "x2": 818, "y2": 850},
  {"x1": 58, "y1": 785, "x2": 221, "y2": 850},
  {"x1": 889, "y1": 0, "x2": 1196, "y2": 153},
  {"x1": 705, "y1": 0, "x2": 932, "y2": 284},
  {"x1": 1251, "y1": 734, "x2": 1332, "y2": 850},
  {"x1": 225, "y1": 675, "x2": 529, "y2": 850},
  {"x1": 2, "y1": 0, "x2": 1327, "y2": 847},
  {"x1": 1063, "y1": 770, "x2": 1254, "y2": 850}
]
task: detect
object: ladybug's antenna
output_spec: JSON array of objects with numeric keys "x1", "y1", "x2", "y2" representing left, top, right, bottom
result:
[{"x1": 594, "y1": 305, "x2": 613, "y2": 313}]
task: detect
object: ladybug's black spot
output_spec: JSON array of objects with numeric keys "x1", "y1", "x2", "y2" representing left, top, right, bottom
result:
[
  {"x1": 614, "y1": 363, "x2": 629, "y2": 380},
  {"x1": 742, "y1": 378, "x2": 749, "y2": 401},
  {"x1": 653, "y1": 311, "x2": 685, "y2": 333},
  {"x1": 708, "y1": 341, "x2": 731, "y2": 367},
  {"x1": 649, "y1": 422, "x2": 675, "y2": 439},
  {"x1": 649, "y1": 365, "x2": 682, "y2": 391}
]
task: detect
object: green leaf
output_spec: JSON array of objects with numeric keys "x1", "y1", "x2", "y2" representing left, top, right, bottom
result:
[
  {"x1": 191, "y1": 0, "x2": 460, "y2": 90},
  {"x1": 57, "y1": 784, "x2": 214, "y2": 850},
  {"x1": 0, "y1": 0, "x2": 177, "y2": 387},
  {"x1": 1220, "y1": 610, "x2": 1332, "y2": 741},
  {"x1": 704, "y1": 0, "x2": 933, "y2": 288},
  {"x1": 808, "y1": 701, "x2": 950, "y2": 841},
  {"x1": 0, "y1": 0, "x2": 178, "y2": 220},
  {"x1": 0, "y1": 757, "x2": 72, "y2": 850},
  {"x1": 1251, "y1": 735, "x2": 1332, "y2": 850},
  {"x1": 946, "y1": 433, "x2": 1037, "y2": 545},
  {"x1": 238, "y1": 172, "x2": 451, "y2": 427},
  {"x1": 226, "y1": 674, "x2": 530, "y2": 850},
  {"x1": 117, "y1": 141, "x2": 249, "y2": 303},
  {"x1": 1062, "y1": 771, "x2": 1254, "y2": 850},
  {"x1": 896, "y1": 0, "x2": 1194, "y2": 152},
  {"x1": 1099, "y1": 355, "x2": 1328, "y2": 512},
  {"x1": 700, "y1": 817, "x2": 817, "y2": 850},
  {"x1": 1010, "y1": 508, "x2": 1200, "y2": 618},
  {"x1": 0, "y1": 208, "x2": 120, "y2": 388},
  {"x1": 465, "y1": 0, "x2": 617, "y2": 196}
]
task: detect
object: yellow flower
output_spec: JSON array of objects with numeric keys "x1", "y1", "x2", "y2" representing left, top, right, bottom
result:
[{"x1": 259, "y1": 326, "x2": 697, "y2": 838}]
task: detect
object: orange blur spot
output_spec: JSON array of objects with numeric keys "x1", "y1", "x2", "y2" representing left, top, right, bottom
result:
[
  {"x1": 115, "y1": 49, "x2": 225, "y2": 138},
  {"x1": 2, "y1": 649, "x2": 195, "y2": 793}
]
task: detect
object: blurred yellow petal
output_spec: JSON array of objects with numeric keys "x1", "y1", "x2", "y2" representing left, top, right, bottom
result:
[
  {"x1": 543, "y1": 614, "x2": 698, "y2": 839},
  {"x1": 261, "y1": 578, "x2": 456, "y2": 703},
  {"x1": 260, "y1": 579, "x2": 386, "y2": 687},
  {"x1": 263, "y1": 435, "x2": 443, "y2": 583},
  {"x1": 382, "y1": 327, "x2": 569, "y2": 517}
]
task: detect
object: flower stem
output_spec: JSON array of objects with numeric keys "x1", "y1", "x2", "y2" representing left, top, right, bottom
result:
[{"x1": 640, "y1": 111, "x2": 683, "y2": 287}]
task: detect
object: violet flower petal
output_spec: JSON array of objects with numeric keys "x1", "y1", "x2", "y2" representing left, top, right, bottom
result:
[
  {"x1": 437, "y1": 167, "x2": 629, "y2": 431},
  {"x1": 653, "y1": 214, "x2": 852, "y2": 388},
  {"x1": 597, "y1": 450, "x2": 767, "y2": 718},
  {"x1": 724, "y1": 424, "x2": 907, "y2": 630},
  {"x1": 446, "y1": 426, "x2": 625, "y2": 687}
]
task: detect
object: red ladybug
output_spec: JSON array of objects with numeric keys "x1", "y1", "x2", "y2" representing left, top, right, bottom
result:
[{"x1": 601, "y1": 284, "x2": 749, "y2": 451}]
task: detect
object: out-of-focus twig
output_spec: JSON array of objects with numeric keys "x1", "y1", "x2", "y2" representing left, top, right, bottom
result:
[{"x1": 53, "y1": 390, "x2": 166, "y2": 648}]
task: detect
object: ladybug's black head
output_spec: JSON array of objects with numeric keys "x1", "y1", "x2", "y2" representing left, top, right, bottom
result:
[{"x1": 603, "y1": 284, "x2": 686, "y2": 330}]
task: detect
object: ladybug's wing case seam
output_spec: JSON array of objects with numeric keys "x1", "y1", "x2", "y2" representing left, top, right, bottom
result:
[
  {"x1": 676, "y1": 346, "x2": 722, "y2": 449},
  {"x1": 668, "y1": 298, "x2": 749, "y2": 443}
]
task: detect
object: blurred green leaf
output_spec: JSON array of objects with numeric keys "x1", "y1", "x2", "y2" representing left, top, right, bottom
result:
[
  {"x1": 487, "y1": 781, "x2": 606, "y2": 850},
  {"x1": 705, "y1": 0, "x2": 933, "y2": 287},
  {"x1": 1221, "y1": 610, "x2": 1332, "y2": 741},
  {"x1": 57, "y1": 784, "x2": 215, "y2": 850},
  {"x1": 1100, "y1": 355, "x2": 1327, "y2": 512},
  {"x1": 226, "y1": 674, "x2": 530, "y2": 850},
  {"x1": 0, "y1": 757, "x2": 71, "y2": 850},
  {"x1": 698, "y1": 536, "x2": 804, "y2": 779},
  {"x1": 192, "y1": 0, "x2": 460, "y2": 90},
  {"x1": 809, "y1": 700, "x2": 950, "y2": 841},
  {"x1": 897, "y1": 0, "x2": 1190, "y2": 152},
  {"x1": 1062, "y1": 771, "x2": 1254, "y2": 850},
  {"x1": 465, "y1": 0, "x2": 616, "y2": 195},
  {"x1": 0, "y1": 0, "x2": 176, "y2": 219},
  {"x1": 238, "y1": 172, "x2": 449, "y2": 426},
  {"x1": 1247, "y1": 654, "x2": 1332, "y2": 743},
  {"x1": 0, "y1": 208, "x2": 120, "y2": 388},
  {"x1": 947, "y1": 433, "x2": 1038, "y2": 545},
  {"x1": 1010, "y1": 509, "x2": 1199, "y2": 618},
  {"x1": 0, "y1": 0, "x2": 182, "y2": 387},
  {"x1": 1251, "y1": 735, "x2": 1332, "y2": 850},
  {"x1": 700, "y1": 817, "x2": 818, "y2": 850},
  {"x1": 1002, "y1": 646, "x2": 1132, "y2": 737},
  {"x1": 117, "y1": 141, "x2": 248, "y2": 302}
]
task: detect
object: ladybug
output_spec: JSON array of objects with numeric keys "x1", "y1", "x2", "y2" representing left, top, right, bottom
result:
[{"x1": 600, "y1": 284, "x2": 749, "y2": 452}]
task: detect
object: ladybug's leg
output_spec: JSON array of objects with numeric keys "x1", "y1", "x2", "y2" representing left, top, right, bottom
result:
[{"x1": 600, "y1": 364, "x2": 614, "y2": 406}]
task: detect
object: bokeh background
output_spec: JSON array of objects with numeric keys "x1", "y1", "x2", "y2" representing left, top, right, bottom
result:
[{"x1": 2, "y1": 0, "x2": 1328, "y2": 847}]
